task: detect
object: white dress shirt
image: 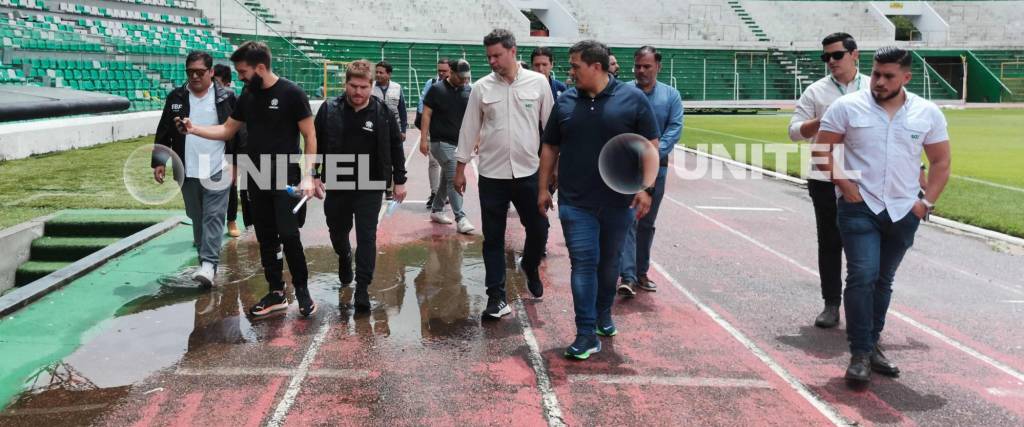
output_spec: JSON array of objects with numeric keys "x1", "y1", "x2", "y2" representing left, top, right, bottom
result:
[
  {"x1": 185, "y1": 89, "x2": 225, "y2": 179},
  {"x1": 456, "y1": 66, "x2": 554, "y2": 179},
  {"x1": 820, "y1": 89, "x2": 949, "y2": 221},
  {"x1": 790, "y1": 73, "x2": 870, "y2": 181}
]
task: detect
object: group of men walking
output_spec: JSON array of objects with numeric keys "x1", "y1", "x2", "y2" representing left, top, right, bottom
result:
[{"x1": 152, "y1": 28, "x2": 951, "y2": 383}]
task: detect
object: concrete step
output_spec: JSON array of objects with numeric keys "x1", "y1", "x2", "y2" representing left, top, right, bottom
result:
[{"x1": 30, "y1": 237, "x2": 120, "y2": 262}]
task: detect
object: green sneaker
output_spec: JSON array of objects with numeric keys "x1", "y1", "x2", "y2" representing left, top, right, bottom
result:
[{"x1": 564, "y1": 334, "x2": 601, "y2": 360}]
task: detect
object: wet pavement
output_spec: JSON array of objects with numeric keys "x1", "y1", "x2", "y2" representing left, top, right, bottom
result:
[{"x1": 1, "y1": 132, "x2": 1023, "y2": 426}]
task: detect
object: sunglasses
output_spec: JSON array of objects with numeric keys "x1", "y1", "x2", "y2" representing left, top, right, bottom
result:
[
  {"x1": 185, "y1": 68, "x2": 209, "y2": 77},
  {"x1": 820, "y1": 51, "x2": 850, "y2": 62}
]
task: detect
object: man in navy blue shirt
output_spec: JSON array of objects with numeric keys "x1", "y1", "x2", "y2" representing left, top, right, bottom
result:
[
  {"x1": 531, "y1": 46, "x2": 568, "y2": 100},
  {"x1": 539, "y1": 40, "x2": 660, "y2": 360}
]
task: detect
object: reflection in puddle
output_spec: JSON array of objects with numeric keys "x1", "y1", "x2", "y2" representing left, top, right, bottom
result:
[{"x1": 1, "y1": 234, "x2": 532, "y2": 424}]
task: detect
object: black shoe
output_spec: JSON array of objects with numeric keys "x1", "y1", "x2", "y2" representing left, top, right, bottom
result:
[
  {"x1": 339, "y1": 253, "x2": 353, "y2": 286},
  {"x1": 482, "y1": 297, "x2": 511, "y2": 320},
  {"x1": 845, "y1": 353, "x2": 872, "y2": 382},
  {"x1": 354, "y1": 284, "x2": 370, "y2": 312},
  {"x1": 617, "y1": 279, "x2": 637, "y2": 297},
  {"x1": 295, "y1": 286, "x2": 317, "y2": 317},
  {"x1": 520, "y1": 261, "x2": 544, "y2": 298},
  {"x1": 250, "y1": 291, "x2": 288, "y2": 316},
  {"x1": 425, "y1": 192, "x2": 435, "y2": 209},
  {"x1": 637, "y1": 274, "x2": 658, "y2": 292},
  {"x1": 870, "y1": 345, "x2": 900, "y2": 377},
  {"x1": 814, "y1": 305, "x2": 841, "y2": 328}
]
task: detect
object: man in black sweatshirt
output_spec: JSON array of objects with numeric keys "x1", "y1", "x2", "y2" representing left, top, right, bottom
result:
[{"x1": 314, "y1": 59, "x2": 408, "y2": 311}]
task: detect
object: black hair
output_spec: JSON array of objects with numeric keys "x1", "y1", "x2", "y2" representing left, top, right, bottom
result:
[
  {"x1": 821, "y1": 32, "x2": 858, "y2": 52},
  {"x1": 376, "y1": 60, "x2": 393, "y2": 74},
  {"x1": 568, "y1": 40, "x2": 610, "y2": 71},
  {"x1": 229, "y1": 41, "x2": 272, "y2": 69},
  {"x1": 185, "y1": 50, "x2": 213, "y2": 69},
  {"x1": 213, "y1": 64, "x2": 231, "y2": 83},
  {"x1": 437, "y1": 57, "x2": 451, "y2": 66},
  {"x1": 873, "y1": 46, "x2": 913, "y2": 69},
  {"x1": 531, "y1": 46, "x2": 555, "y2": 64},
  {"x1": 483, "y1": 28, "x2": 516, "y2": 49},
  {"x1": 634, "y1": 45, "x2": 661, "y2": 63}
]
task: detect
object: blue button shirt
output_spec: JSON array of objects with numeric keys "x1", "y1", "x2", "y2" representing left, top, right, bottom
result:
[
  {"x1": 550, "y1": 78, "x2": 568, "y2": 100},
  {"x1": 627, "y1": 80, "x2": 683, "y2": 165},
  {"x1": 543, "y1": 78, "x2": 660, "y2": 208}
]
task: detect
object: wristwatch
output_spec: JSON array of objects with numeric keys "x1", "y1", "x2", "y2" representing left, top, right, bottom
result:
[
  {"x1": 919, "y1": 198, "x2": 934, "y2": 221},
  {"x1": 644, "y1": 186, "x2": 655, "y2": 196}
]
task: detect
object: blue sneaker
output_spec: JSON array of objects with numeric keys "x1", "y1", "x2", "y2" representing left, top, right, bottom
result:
[
  {"x1": 596, "y1": 322, "x2": 618, "y2": 337},
  {"x1": 564, "y1": 334, "x2": 601, "y2": 360}
]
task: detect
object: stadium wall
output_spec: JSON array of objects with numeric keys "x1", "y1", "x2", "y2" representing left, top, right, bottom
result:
[{"x1": 0, "y1": 101, "x2": 324, "y2": 161}]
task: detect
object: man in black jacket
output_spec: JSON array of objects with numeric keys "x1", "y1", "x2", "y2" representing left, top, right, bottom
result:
[
  {"x1": 152, "y1": 51, "x2": 238, "y2": 288},
  {"x1": 314, "y1": 59, "x2": 408, "y2": 311}
]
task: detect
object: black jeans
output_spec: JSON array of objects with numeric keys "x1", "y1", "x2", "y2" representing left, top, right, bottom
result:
[
  {"x1": 248, "y1": 184, "x2": 308, "y2": 292},
  {"x1": 478, "y1": 173, "x2": 550, "y2": 301},
  {"x1": 808, "y1": 179, "x2": 843, "y2": 306},
  {"x1": 324, "y1": 190, "x2": 383, "y2": 286},
  {"x1": 226, "y1": 182, "x2": 238, "y2": 221}
]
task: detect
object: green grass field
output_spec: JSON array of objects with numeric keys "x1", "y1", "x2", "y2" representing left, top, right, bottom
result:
[
  {"x1": 0, "y1": 136, "x2": 184, "y2": 229},
  {"x1": 679, "y1": 109, "x2": 1024, "y2": 238}
]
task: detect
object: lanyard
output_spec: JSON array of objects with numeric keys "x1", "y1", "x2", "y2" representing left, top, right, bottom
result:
[{"x1": 831, "y1": 74, "x2": 860, "y2": 95}]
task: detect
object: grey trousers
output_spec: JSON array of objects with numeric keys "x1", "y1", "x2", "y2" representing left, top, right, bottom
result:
[
  {"x1": 181, "y1": 171, "x2": 230, "y2": 265},
  {"x1": 430, "y1": 141, "x2": 465, "y2": 220},
  {"x1": 428, "y1": 150, "x2": 441, "y2": 193}
]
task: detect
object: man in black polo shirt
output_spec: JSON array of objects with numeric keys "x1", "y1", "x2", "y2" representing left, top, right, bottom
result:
[
  {"x1": 314, "y1": 59, "x2": 408, "y2": 311},
  {"x1": 420, "y1": 59, "x2": 475, "y2": 234},
  {"x1": 539, "y1": 40, "x2": 660, "y2": 360},
  {"x1": 178, "y1": 41, "x2": 320, "y2": 318}
]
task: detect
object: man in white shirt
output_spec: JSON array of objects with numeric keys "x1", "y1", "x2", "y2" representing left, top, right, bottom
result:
[
  {"x1": 814, "y1": 46, "x2": 951, "y2": 384},
  {"x1": 152, "y1": 51, "x2": 238, "y2": 287},
  {"x1": 454, "y1": 28, "x2": 554, "y2": 320},
  {"x1": 789, "y1": 33, "x2": 870, "y2": 329}
]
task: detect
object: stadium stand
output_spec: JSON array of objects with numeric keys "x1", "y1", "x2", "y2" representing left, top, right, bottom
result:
[{"x1": 1, "y1": 0, "x2": 1023, "y2": 112}]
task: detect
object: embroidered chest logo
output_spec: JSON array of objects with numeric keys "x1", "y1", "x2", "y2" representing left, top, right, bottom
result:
[
  {"x1": 363, "y1": 121, "x2": 374, "y2": 132},
  {"x1": 171, "y1": 103, "x2": 182, "y2": 112},
  {"x1": 911, "y1": 134, "x2": 920, "y2": 140},
  {"x1": 269, "y1": 98, "x2": 279, "y2": 110}
]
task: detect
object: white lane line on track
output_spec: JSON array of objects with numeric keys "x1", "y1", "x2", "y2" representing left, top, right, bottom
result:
[
  {"x1": 570, "y1": 374, "x2": 774, "y2": 389},
  {"x1": 663, "y1": 194, "x2": 1024, "y2": 384},
  {"x1": 651, "y1": 261, "x2": 848, "y2": 426}
]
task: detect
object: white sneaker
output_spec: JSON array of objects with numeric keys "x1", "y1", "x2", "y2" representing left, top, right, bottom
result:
[
  {"x1": 430, "y1": 212, "x2": 453, "y2": 224},
  {"x1": 192, "y1": 261, "x2": 215, "y2": 287},
  {"x1": 456, "y1": 217, "x2": 476, "y2": 234}
]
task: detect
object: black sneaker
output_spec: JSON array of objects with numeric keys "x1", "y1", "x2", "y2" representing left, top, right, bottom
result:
[
  {"x1": 482, "y1": 297, "x2": 511, "y2": 320},
  {"x1": 520, "y1": 260, "x2": 544, "y2": 298},
  {"x1": 250, "y1": 291, "x2": 288, "y2": 316},
  {"x1": 354, "y1": 284, "x2": 371, "y2": 312},
  {"x1": 637, "y1": 274, "x2": 658, "y2": 292},
  {"x1": 617, "y1": 279, "x2": 637, "y2": 297},
  {"x1": 425, "y1": 192, "x2": 435, "y2": 209},
  {"x1": 339, "y1": 253, "x2": 353, "y2": 286},
  {"x1": 564, "y1": 334, "x2": 601, "y2": 360},
  {"x1": 295, "y1": 286, "x2": 317, "y2": 317}
]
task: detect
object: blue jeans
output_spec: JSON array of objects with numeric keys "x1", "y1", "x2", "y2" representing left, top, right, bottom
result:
[
  {"x1": 559, "y1": 202, "x2": 634, "y2": 336},
  {"x1": 429, "y1": 141, "x2": 464, "y2": 220},
  {"x1": 837, "y1": 199, "x2": 920, "y2": 355},
  {"x1": 620, "y1": 167, "x2": 668, "y2": 282}
]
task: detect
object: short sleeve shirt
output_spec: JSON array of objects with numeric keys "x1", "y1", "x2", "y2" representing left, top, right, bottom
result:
[{"x1": 543, "y1": 78, "x2": 660, "y2": 208}]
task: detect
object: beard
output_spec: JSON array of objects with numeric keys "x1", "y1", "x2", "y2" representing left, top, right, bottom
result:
[
  {"x1": 872, "y1": 87, "x2": 901, "y2": 103},
  {"x1": 244, "y1": 74, "x2": 265, "y2": 92}
]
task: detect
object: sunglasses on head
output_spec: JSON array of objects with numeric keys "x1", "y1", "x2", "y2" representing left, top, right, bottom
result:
[{"x1": 820, "y1": 51, "x2": 850, "y2": 62}]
